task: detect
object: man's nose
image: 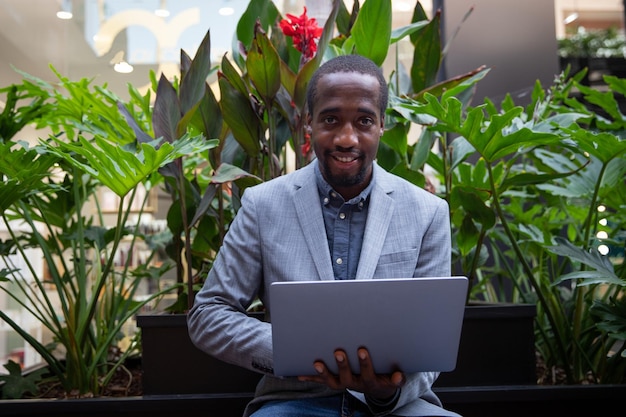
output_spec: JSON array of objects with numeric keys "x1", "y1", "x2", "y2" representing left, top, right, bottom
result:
[{"x1": 335, "y1": 123, "x2": 358, "y2": 147}]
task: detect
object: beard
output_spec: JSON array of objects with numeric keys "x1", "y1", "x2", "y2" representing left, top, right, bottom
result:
[{"x1": 321, "y1": 157, "x2": 368, "y2": 189}]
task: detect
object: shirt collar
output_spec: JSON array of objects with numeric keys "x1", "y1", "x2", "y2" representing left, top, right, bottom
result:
[{"x1": 314, "y1": 162, "x2": 374, "y2": 207}]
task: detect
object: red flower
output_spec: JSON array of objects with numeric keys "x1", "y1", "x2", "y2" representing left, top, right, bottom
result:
[{"x1": 279, "y1": 7, "x2": 323, "y2": 60}]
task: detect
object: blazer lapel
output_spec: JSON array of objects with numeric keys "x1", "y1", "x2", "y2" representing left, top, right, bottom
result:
[
  {"x1": 356, "y1": 165, "x2": 394, "y2": 280},
  {"x1": 292, "y1": 164, "x2": 335, "y2": 281}
]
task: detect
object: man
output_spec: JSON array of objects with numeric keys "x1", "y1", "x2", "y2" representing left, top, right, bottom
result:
[{"x1": 188, "y1": 54, "x2": 458, "y2": 417}]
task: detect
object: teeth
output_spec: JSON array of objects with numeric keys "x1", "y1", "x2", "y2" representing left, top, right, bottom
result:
[{"x1": 335, "y1": 156, "x2": 355, "y2": 162}]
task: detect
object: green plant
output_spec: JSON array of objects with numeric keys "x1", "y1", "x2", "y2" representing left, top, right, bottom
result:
[
  {"x1": 0, "y1": 66, "x2": 212, "y2": 396},
  {"x1": 0, "y1": 360, "x2": 46, "y2": 399},
  {"x1": 388, "y1": 66, "x2": 626, "y2": 384},
  {"x1": 558, "y1": 26, "x2": 626, "y2": 58},
  {"x1": 135, "y1": 0, "x2": 487, "y2": 313}
]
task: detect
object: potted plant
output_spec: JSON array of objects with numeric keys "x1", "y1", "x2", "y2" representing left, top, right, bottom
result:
[
  {"x1": 558, "y1": 26, "x2": 626, "y2": 85},
  {"x1": 0, "y1": 63, "x2": 215, "y2": 399},
  {"x1": 3, "y1": 2, "x2": 624, "y2": 416},
  {"x1": 390, "y1": 63, "x2": 626, "y2": 387},
  {"x1": 136, "y1": 0, "x2": 535, "y2": 396}
]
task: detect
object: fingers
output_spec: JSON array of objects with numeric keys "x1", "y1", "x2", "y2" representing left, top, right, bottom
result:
[
  {"x1": 297, "y1": 350, "x2": 355, "y2": 389},
  {"x1": 298, "y1": 348, "x2": 406, "y2": 396},
  {"x1": 297, "y1": 359, "x2": 339, "y2": 388},
  {"x1": 390, "y1": 370, "x2": 405, "y2": 387},
  {"x1": 357, "y1": 347, "x2": 375, "y2": 378},
  {"x1": 334, "y1": 350, "x2": 355, "y2": 386}
]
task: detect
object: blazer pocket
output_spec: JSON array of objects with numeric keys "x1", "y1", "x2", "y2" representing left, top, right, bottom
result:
[{"x1": 374, "y1": 249, "x2": 418, "y2": 277}]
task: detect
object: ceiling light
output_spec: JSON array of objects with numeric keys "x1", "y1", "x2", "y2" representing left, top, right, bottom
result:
[
  {"x1": 110, "y1": 51, "x2": 134, "y2": 74},
  {"x1": 155, "y1": 9, "x2": 170, "y2": 18},
  {"x1": 114, "y1": 61, "x2": 134, "y2": 74},
  {"x1": 563, "y1": 12, "x2": 578, "y2": 25},
  {"x1": 57, "y1": 11, "x2": 73, "y2": 19},
  {"x1": 56, "y1": 0, "x2": 73, "y2": 20}
]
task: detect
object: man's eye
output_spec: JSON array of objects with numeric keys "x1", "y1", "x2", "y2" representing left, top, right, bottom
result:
[
  {"x1": 323, "y1": 116, "x2": 337, "y2": 124},
  {"x1": 360, "y1": 118, "x2": 374, "y2": 126}
]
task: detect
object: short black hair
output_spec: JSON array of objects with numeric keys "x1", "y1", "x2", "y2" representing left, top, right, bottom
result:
[{"x1": 306, "y1": 54, "x2": 388, "y2": 117}]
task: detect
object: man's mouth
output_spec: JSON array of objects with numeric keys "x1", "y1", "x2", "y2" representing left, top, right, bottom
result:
[{"x1": 330, "y1": 152, "x2": 361, "y2": 163}]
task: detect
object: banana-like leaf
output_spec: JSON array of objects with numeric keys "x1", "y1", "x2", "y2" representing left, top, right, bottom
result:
[
  {"x1": 153, "y1": 74, "x2": 182, "y2": 144},
  {"x1": 248, "y1": 30, "x2": 281, "y2": 103},
  {"x1": 233, "y1": 0, "x2": 280, "y2": 69},
  {"x1": 218, "y1": 75, "x2": 262, "y2": 157},
  {"x1": 411, "y1": 11, "x2": 441, "y2": 94},
  {"x1": 180, "y1": 29, "x2": 213, "y2": 115},
  {"x1": 351, "y1": 0, "x2": 391, "y2": 66},
  {"x1": 390, "y1": 20, "x2": 429, "y2": 44}
]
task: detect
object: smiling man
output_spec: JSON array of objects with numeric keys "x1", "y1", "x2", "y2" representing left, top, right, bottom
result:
[{"x1": 188, "y1": 55, "x2": 458, "y2": 417}]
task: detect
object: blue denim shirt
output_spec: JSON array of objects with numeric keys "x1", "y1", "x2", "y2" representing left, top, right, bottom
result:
[{"x1": 314, "y1": 163, "x2": 373, "y2": 280}]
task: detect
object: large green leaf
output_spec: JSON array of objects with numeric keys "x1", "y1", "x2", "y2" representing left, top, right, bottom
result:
[
  {"x1": 451, "y1": 186, "x2": 496, "y2": 229},
  {"x1": 351, "y1": 0, "x2": 391, "y2": 66},
  {"x1": 569, "y1": 128, "x2": 626, "y2": 165},
  {"x1": 233, "y1": 0, "x2": 280, "y2": 69},
  {"x1": 0, "y1": 84, "x2": 49, "y2": 142},
  {"x1": 43, "y1": 135, "x2": 216, "y2": 197},
  {"x1": 218, "y1": 75, "x2": 262, "y2": 157},
  {"x1": 0, "y1": 142, "x2": 58, "y2": 212},
  {"x1": 390, "y1": 21, "x2": 428, "y2": 44},
  {"x1": 411, "y1": 11, "x2": 441, "y2": 94},
  {"x1": 247, "y1": 30, "x2": 281, "y2": 103},
  {"x1": 380, "y1": 123, "x2": 409, "y2": 160},
  {"x1": 550, "y1": 238, "x2": 623, "y2": 286}
]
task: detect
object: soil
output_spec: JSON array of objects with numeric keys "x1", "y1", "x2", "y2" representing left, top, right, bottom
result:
[
  {"x1": 29, "y1": 359, "x2": 143, "y2": 399},
  {"x1": 534, "y1": 351, "x2": 599, "y2": 385}
]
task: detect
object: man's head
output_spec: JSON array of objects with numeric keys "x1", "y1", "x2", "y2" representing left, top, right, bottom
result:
[
  {"x1": 306, "y1": 55, "x2": 388, "y2": 117},
  {"x1": 305, "y1": 55, "x2": 388, "y2": 200}
]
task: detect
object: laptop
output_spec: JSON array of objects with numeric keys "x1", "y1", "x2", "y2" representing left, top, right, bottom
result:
[{"x1": 270, "y1": 276, "x2": 468, "y2": 376}]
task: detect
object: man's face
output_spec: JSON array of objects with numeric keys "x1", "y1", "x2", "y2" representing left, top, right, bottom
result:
[{"x1": 307, "y1": 72, "x2": 384, "y2": 200}]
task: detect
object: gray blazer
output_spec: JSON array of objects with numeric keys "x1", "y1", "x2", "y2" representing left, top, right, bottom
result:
[{"x1": 188, "y1": 162, "x2": 460, "y2": 417}]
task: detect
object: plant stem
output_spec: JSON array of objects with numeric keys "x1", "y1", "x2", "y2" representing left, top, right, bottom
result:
[{"x1": 487, "y1": 162, "x2": 573, "y2": 382}]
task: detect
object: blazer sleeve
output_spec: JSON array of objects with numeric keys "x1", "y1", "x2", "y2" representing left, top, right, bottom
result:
[{"x1": 187, "y1": 186, "x2": 274, "y2": 374}]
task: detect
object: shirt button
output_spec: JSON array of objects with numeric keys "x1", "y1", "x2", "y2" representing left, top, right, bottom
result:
[
  {"x1": 336, "y1": 258, "x2": 343, "y2": 265},
  {"x1": 339, "y1": 212, "x2": 346, "y2": 219},
  {"x1": 323, "y1": 197, "x2": 329, "y2": 204},
  {"x1": 331, "y1": 192, "x2": 337, "y2": 198}
]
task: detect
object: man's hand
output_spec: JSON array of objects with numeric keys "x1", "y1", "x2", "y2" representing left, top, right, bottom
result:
[{"x1": 297, "y1": 347, "x2": 405, "y2": 399}]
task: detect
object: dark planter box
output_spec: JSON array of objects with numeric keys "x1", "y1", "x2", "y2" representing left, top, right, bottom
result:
[
  {"x1": 4, "y1": 305, "x2": 625, "y2": 417},
  {"x1": 137, "y1": 303, "x2": 537, "y2": 394},
  {"x1": 560, "y1": 56, "x2": 626, "y2": 86},
  {"x1": 136, "y1": 313, "x2": 263, "y2": 395},
  {"x1": 3, "y1": 385, "x2": 626, "y2": 417},
  {"x1": 435, "y1": 303, "x2": 537, "y2": 387}
]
